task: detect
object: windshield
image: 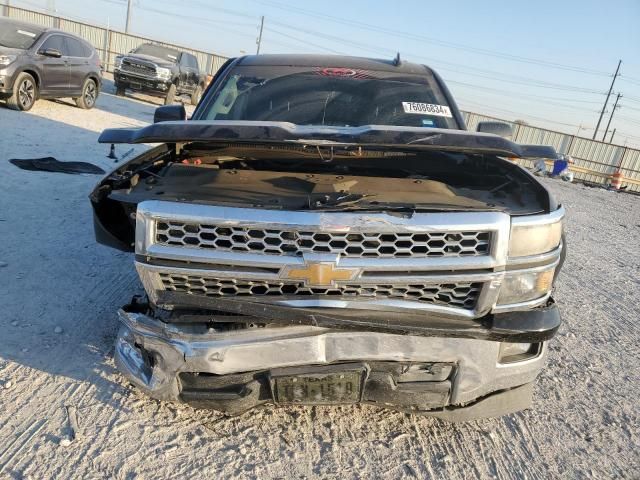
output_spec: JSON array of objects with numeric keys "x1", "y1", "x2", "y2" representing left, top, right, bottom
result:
[
  {"x1": 0, "y1": 22, "x2": 44, "y2": 49},
  {"x1": 197, "y1": 65, "x2": 459, "y2": 129},
  {"x1": 131, "y1": 44, "x2": 180, "y2": 63}
]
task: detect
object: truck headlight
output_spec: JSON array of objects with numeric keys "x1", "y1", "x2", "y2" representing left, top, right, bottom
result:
[
  {"x1": 509, "y1": 208, "x2": 563, "y2": 257},
  {"x1": 497, "y1": 267, "x2": 555, "y2": 305},
  {"x1": 114, "y1": 55, "x2": 123, "y2": 70},
  {"x1": 156, "y1": 67, "x2": 171, "y2": 80},
  {"x1": 0, "y1": 55, "x2": 17, "y2": 66}
]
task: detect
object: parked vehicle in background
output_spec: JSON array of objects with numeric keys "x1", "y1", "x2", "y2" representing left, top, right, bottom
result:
[
  {"x1": 92, "y1": 55, "x2": 566, "y2": 421},
  {"x1": 0, "y1": 17, "x2": 102, "y2": 111},
  {"x1": 113, "y1": 43, "x2": 206, "y2": 105}
]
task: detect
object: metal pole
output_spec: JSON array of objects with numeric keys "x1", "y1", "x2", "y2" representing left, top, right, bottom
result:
[
  {"x1": 602, "y1": 93, "x2": 622, "y2": 142},
  {"x1": 609, "y1": 128, "x2": 616, "y2": 144},
  {"x1": 256, "y1": 15, "x2": 264, "y2": 54},
  {"x1": 103, "y1": 18, "x2": 110, "y2": 70},
  {"x1": 593, "y1": 60, "x2": 622, "y2": 139},
  {"x1": 125, "y1": 0, "x2": 132, "y2": 33}
]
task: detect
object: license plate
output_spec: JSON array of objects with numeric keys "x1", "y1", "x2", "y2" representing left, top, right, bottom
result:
[
  {"x1": 130, "y1": 82, "x2": 142, "y2": 90},
  {"x1": 273, "y1": 369, "x2": 363, "y2": 404}
]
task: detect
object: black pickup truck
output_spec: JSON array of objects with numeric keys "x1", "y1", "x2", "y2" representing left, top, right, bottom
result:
[
  {"x1": 113, "y1": 43, "x2": 206, "y2": 105},
  {"x1": 92, "y1": 54, "x2": 565, "y2": 421}
]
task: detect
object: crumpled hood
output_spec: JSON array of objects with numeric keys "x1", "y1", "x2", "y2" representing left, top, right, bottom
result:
[{"x1": 98, "y1": 120, "x2": 558, "y2": 159}]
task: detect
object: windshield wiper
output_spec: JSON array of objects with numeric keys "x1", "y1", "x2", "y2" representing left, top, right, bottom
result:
[{"x1": 310, "y1": 197, "x2": 499, "y2": 213}]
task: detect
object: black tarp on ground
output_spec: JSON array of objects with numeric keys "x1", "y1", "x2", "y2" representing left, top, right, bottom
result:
[{"x1": 9, "y1": 157, "x2": 105, "y2": 175}]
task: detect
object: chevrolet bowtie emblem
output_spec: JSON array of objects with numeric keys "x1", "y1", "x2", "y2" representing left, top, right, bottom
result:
[{"x1": 284, "y1": 262, "x2": 358, "y2": 287}]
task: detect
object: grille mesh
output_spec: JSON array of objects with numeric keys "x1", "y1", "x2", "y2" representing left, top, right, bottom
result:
[
  {"x1": 158, "y1": 273, "x2": 482, "y2": 309},
  {"x1": 155, "y1": 221, "x2": 491, "y2": 259},
  {"x1": 121, "y1": 59, "x2": 156, "y2": 76}
]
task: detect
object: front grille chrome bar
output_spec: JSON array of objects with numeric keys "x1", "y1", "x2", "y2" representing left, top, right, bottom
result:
[
  {"x1": 155, "y1": 220, "x2": 491, "y2": 259},
  {"x1": 136, "y1": 201, "x2": 511, "y2": 269},
  {"x1": 135, "y1": 200, "x2": 514, "y2": 318}
]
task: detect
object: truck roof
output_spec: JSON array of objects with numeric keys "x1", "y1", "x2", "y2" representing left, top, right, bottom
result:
[{"x1": 235, "y1": 54, "x2": 435, "y2": 75}]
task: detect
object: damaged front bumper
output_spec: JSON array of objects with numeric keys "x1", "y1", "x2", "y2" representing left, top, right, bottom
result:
[{"x1": 115, "y1": 306, "x2": 553, "y2": 420}]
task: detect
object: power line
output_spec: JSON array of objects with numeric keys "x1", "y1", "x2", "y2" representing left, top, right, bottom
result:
[
  {"x1": 251, "y1": 0, "x2": 612, "y2": 76},
  {"x1": 620, "y1": 76, "x2": 640, "y2": 87},
  {"x1": 119, "y1": 0, "x2": 611, "y2": 97},
  {"x1": 448, "y1": 81, "x2": 600, "y2": 114},
  {"x1": 264, "y1": 26, "x2": 346, "y2": 54},
  {"x1": 436, "y1": 66, "x2": 605, "y2": 94},
  {"x1": 260, "y1": 18, "x2": 608, "y2": 95},
  {"x1": 15, "y1": 0, "x2": 640, "y2": 137},
  {"x1": 445, "y1": 80, "x2": 603, "y2": 104},
  {"x1": 119, "y1": 0, "x2": 619, "y2": 99},
  {"x1": 457, "y1": 98, "x2": 592, "y2": 128},
  {"x1": 618, "y1": 131, "x2": 640, "y2": 140},
  {"x1": 176, "y1": 0, "x2": 617, "y2": 96},
  {"x1": 616, "y1": 115, "x2": 640, "y2": 126}
]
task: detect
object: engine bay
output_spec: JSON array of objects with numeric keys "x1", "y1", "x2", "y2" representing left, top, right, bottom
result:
[{"x1": 92, "y1": 143, "x2": 554, "y2": 251}]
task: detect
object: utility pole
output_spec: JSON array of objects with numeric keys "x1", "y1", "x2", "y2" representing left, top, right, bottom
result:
[
  {"x1": 609, "y1": 128, "x2": 616, "y2": 144},
  {"x1": 125, "y1": 0, "x2": 132, "y2": 33},
  {"x1": 593, "y1": 60, "x2": 622, "y2": 139},
  {"x1": 602, "y1": 92, "x2": 622, "y2": 142},
  {"x1": 256, "y1": 16, "x2": 264, "y2": 54}
]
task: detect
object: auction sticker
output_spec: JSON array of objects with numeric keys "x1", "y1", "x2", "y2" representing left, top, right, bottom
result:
[{"x1": 402, "y1": 102, "x2": 452, "y2": 117}]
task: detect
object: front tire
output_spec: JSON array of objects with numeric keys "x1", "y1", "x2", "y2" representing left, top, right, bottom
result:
[
  {"x1": 190, "y1": 85, "x2": 202, "y2": 106},
  {"x1": 75, "y1": 78, "x2": 98, "y2": 109},
  {"x1": 6, "y1": 72, "x2": 37, "y2": 111},
  {"x1": 164, "y1": 83, "x2": 176, "y2": 105},
  {"x1": 115, "y1": 83, "x2": 125, "y2": 96}
]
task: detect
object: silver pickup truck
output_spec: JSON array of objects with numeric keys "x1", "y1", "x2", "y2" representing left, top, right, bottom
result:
[{"x1": 91, "y1": 55, "x2": 565, "y2": 421}]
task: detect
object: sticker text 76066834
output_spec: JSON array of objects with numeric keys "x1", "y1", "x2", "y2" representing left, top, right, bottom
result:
[{"x1": 402, "y1": 102, "x2": 452, "y2": 117}]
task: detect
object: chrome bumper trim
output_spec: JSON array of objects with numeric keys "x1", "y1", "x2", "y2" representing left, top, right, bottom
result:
[{"x1": 115, "y1": 310, "x2": 548, "y2": 405}]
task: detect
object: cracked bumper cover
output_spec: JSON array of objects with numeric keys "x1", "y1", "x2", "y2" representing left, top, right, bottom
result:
[{"x1": 114, "y1": 303, "x2": 558, "y2": 419}]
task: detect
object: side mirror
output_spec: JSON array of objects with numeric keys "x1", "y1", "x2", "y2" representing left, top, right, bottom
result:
[
  {"x1": 154, "y1": 104, "x2": 186, "y2": 123},
  {"x1": 40, "y1": 48, "x2": 62, "y2": 58},
  {"x1": 476, "y1": 121, "x2": 513, "y2": 138}
]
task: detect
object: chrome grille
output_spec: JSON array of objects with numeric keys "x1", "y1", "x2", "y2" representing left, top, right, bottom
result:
[
  {"x1": 155, "y1": 221, "x2": 491, "y2": 259},
  {"x1": 158, "y1": 273, "x2": 483, "y2": 309},
  {"x1": 121, "y1": 59, "x2": 156, "y2": 76}
]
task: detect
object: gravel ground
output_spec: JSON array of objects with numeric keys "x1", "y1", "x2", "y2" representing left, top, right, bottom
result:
[{"x1": 0, "y1": 87, "x2": 639, "y2": 479}]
